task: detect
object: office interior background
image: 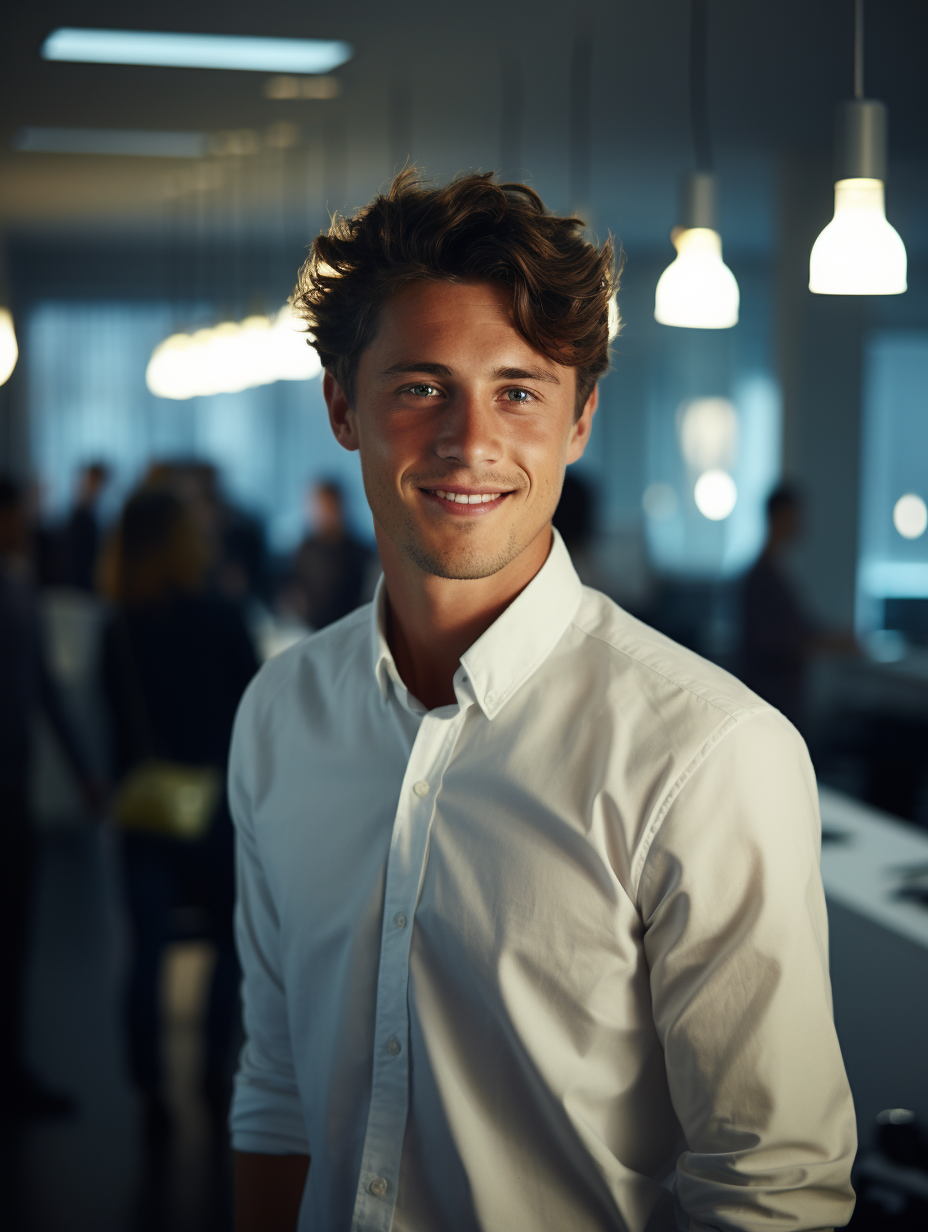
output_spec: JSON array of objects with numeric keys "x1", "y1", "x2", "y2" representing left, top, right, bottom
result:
[{"x1": 1, "y1": 2, "x2": 927, "y2": 1229}]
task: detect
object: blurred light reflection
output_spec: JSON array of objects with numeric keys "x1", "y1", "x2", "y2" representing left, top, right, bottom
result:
[{"x1": 146, "y1": 307, "x2": 321, "y2": 400}]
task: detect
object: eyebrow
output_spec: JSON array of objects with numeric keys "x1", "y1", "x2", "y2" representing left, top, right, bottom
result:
[{"x1": 380, "y1": 361, "x2": 560, "y2": 385}]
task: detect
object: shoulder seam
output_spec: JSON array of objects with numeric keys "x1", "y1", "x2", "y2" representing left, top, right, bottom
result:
[
  {"x1": 246, "y1": 644, "x2": 307, "y2": 717},
  {"x1": 245, "y1": 604, "x2": 374, "y2": 721},
  {"x1": 570, "y1": 618, "x2": 757, "y2": 723}
]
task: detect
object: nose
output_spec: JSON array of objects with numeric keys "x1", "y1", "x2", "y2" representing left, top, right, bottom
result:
[{"x1": 433, "y1": 391, "x2": 503, "y2": 467}]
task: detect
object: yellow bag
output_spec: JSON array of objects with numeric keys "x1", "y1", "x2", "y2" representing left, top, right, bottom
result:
[{"x1": 114, "y1": 759, "x2": 221, "y2": 841}]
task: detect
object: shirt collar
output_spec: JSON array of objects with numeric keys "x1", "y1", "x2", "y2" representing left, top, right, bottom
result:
[{"x1": 371, "y1": 529, "x2": 583, "y2": 719}]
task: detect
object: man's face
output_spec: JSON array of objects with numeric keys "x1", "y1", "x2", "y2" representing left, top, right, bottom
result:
[{"x1": 324, "y1": 280, "x2": 595, "y2": 580}]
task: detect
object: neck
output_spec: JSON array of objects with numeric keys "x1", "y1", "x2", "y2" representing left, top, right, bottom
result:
[{"x1": 378, "y1": 525, "x2": 552, "y2": 710}]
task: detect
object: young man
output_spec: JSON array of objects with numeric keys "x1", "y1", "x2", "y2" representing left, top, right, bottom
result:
[{"x1": 230, "y1": 172, "x2": 856, "y2": 1232}]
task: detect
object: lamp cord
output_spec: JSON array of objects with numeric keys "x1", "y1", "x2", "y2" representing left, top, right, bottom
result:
[
  {"x1": 569, "y1": 35, "x2": 593, "y2": 212},
  {"x1": 854, "y1": 0, "x2": 864, "y2": 99},
  {"x1": 689, "y1": 0, "x2": 713, "y2": 171}
]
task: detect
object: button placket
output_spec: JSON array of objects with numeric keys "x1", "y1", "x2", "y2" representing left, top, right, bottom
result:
[{"x1": 349, "y1": 709, "x2": 465, "y2": 1231}]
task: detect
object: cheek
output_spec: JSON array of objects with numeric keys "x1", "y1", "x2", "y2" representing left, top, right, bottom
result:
[
  {"x1": 514, "y1": 422, "x2": 572, "y2": 485},
  {"x1": 357, "y1": 415, "x2": 423, "y2": 491}
]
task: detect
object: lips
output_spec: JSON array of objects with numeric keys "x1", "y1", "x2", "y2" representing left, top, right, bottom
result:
[
  {"x1": 419, "y1": 486, "x2": 514, "y2": 513},
  {"x1": 433, "y1": 489, "x2": 502, "y2": 505}
]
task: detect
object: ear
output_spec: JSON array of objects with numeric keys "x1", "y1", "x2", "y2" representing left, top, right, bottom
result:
[
  {"x1": 323, "y1": 371, "x2": 360, "y2": 452},
  {"x1": 565, "y1": 383, "x2": 598, "y2": 465}
]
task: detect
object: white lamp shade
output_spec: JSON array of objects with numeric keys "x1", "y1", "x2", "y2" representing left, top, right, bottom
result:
[
  {"x1": 654, "y1": 228, "x2": 739, "y2": 329},
  {"x1": 809, "y1": 179, "x2": 907, "y2": 295},
  {"x1": 0, "y1": 308, "x2": 18, "y2": 386}
]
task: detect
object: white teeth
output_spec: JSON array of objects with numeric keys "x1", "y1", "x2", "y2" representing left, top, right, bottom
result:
[{"x1": 433, "y1": 489, "x2": 502, "y2": 504}]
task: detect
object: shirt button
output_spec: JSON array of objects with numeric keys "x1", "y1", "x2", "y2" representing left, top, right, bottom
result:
[
  {"x1": 485, "y1": 690, "x2": 495, "y2": 705},
  {"x1": 394, "y1": 912, "x2": 407, "y2": 928},
  {"x1": 386, "y1": 1037, "x2": 402, "y2": 1055},
  {"x1": 369, "y1": 1176, "x2": 388, "y2": 1196},
  {"x1": 413, "y1": 780, "x2": 430, "y2": 797}
]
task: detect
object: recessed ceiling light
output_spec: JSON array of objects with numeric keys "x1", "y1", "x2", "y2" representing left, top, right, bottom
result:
[
  {"x1": 41, "y1": 28, "x2": 353, "y2": 75},
  {"x1": 13, "y1": 127, "x2": 208, "y2": 157}
]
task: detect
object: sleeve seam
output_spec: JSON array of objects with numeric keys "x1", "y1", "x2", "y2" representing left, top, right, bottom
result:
[{"x1": 631, "y1": 709, "x2": 758, "y2": 902}]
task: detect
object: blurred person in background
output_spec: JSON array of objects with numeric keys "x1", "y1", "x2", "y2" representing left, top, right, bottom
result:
[
  {"x1": 0, "y1": 475, "x2": 100, "y2": 1117},
  {"x1": 99, "y1": 487, "x2": 259, "y2": 1144},
  {"x1": 64, "y1": 460, "x2": 110, "y2": 591},
  {"x1": 742, "y1": 484, "x2": 855, "y2": 732},
  {"x1": 279, "y1": 478, "x2": 373, "y2": 629},
  {"x1": 552, "y1": 470, "x2": 616, "y2": 596},
  {"x1": 172, "y1": 461, "x2": 268, "y2": 604},
  {"x1": 29, "y1": 477, "x2": 69, "y2": 586}
]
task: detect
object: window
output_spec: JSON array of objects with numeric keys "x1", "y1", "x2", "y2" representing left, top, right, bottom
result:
[
  {"x1": 858, "y1": 331, "x2": 928, "y2": 649},
  {"x1": 26, "y1": 300, "x2": 371, "y2": 551}
]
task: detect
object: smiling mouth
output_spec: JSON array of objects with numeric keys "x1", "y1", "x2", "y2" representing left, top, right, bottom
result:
[
  {"x1": 434, "y1": 489, "x2": 506, "y2": 504},
  {"x1": 419, "y1": 486, "x2": 515, "y2": 513}
]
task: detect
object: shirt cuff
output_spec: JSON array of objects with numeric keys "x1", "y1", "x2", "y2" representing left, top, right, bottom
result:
[{"x1": 229, "y1": 1075, "x2": 310, "y2": 1156}]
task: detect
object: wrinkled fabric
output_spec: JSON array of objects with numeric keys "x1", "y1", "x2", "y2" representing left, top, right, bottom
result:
[{"x1": 229, "y1": 530, "x2": 855, "y2": 1232}]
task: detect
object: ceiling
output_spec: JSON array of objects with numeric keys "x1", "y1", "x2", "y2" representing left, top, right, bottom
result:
[{"x1": 2, "y1": 1, "x2": 926, "y2": 255}]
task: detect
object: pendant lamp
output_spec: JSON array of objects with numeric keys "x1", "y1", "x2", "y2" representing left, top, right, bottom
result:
[
  {"x1": 809, "y1": 0, "x2": 906, "y2": 295},
  {"x1": 654, "y1": 0, "x2": 739, "y2": 329},
  {"x1": 0, "y1": 308, "x2": 17, "y2": 386}
]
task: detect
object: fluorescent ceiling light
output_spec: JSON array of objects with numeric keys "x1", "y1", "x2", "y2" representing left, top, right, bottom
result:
[
  {"x1": 13, "y1": 127, "x2": 208, "y2": 157},
  {"x1": 41, "y1": 28, "x2": 352, "y2": 74}
]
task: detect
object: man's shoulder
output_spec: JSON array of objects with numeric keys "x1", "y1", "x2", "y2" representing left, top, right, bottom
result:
[
  {"x1": 237, "y1": 602, "x2": 373, "y2": 728},
  {"x1": 568, "y1": 585, "x2": 772, "y2": 727}
]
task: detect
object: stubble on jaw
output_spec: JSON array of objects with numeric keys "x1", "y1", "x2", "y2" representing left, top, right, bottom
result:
[{"x1": 400, "y1": 520, "x2": 524, "y2": 581}]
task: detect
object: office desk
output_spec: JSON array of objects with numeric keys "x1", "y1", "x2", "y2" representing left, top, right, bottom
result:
[{"x1": 819, "y1": 786, "x2": 928, "y2": 1149}]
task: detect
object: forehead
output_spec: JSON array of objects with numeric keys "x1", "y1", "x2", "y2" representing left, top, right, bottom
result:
[{"x1": 361, "y1": 279, "x2": 567, "y2": 375}]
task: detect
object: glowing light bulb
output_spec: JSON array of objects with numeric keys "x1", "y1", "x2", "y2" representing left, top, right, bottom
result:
[
  {"x1": 208, "y1": 321, "x2": 249, "y2": 393},
  {"x1": 147, "y1": 305, "x2": 322, "y2": 399},
  {"x1": 893, "y1": 493, "x2": 927, "y2": 540},
  {"x1": 146, "y1": 332, "x2": 196, "y2": 399},
  {"x1": 694, "y1": 469, "x2": 737, "y2": 520},
  {"x1": 0, "y1": 309, "x2": 18, "y2": 386},
  {"x1": 654, "y1": 228, "x2": 739, "y2": 329},
  {"x1": 810, "y1": 178, "x2": 907, "y2": 295},
  {"x1": 678, "y1": 397, "x2": 738, "y2": 471},
  {"x1": 270, "y1": 304, "x2": 321, "y2": 381}
]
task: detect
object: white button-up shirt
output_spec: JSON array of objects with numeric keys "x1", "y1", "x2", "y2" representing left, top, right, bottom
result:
[{"x1": 229, "y1": 531, "x2": 856, "y2": 1232}]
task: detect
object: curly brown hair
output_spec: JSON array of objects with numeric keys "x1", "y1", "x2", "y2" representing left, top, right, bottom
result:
[{"x1": 293, "y1": 169, "x2": 620, "y2": 411}]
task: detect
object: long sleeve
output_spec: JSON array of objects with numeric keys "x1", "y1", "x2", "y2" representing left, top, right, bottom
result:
[
  {"x1": 228, "y1": 685, "x2": 310, "y2": 1156},
  {"x1": 638, "y1": 709, "x2": 856, "y2": 1232}
]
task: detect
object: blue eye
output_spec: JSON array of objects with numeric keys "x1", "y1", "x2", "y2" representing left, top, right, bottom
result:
[
  {"x1": 505, "y1": 388, "x2": 532, "y2": 402},
  {"x1": 408, "y1": 384, "x2": 438, "y2": 397}
]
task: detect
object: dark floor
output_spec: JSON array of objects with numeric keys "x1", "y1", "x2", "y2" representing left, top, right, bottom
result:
[{"x1": 2, "y1": 827, "x2": 233, "y2": 1232}]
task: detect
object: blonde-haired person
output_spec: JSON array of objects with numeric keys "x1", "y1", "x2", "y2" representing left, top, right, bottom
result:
[{"x1": 100, "y1": 486, "x2": 258, "y2": 1143}]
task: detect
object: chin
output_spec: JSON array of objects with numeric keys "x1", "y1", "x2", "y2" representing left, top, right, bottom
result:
[{"x1": 404, "y1": 532, "x2": 520, "y2": 581}]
